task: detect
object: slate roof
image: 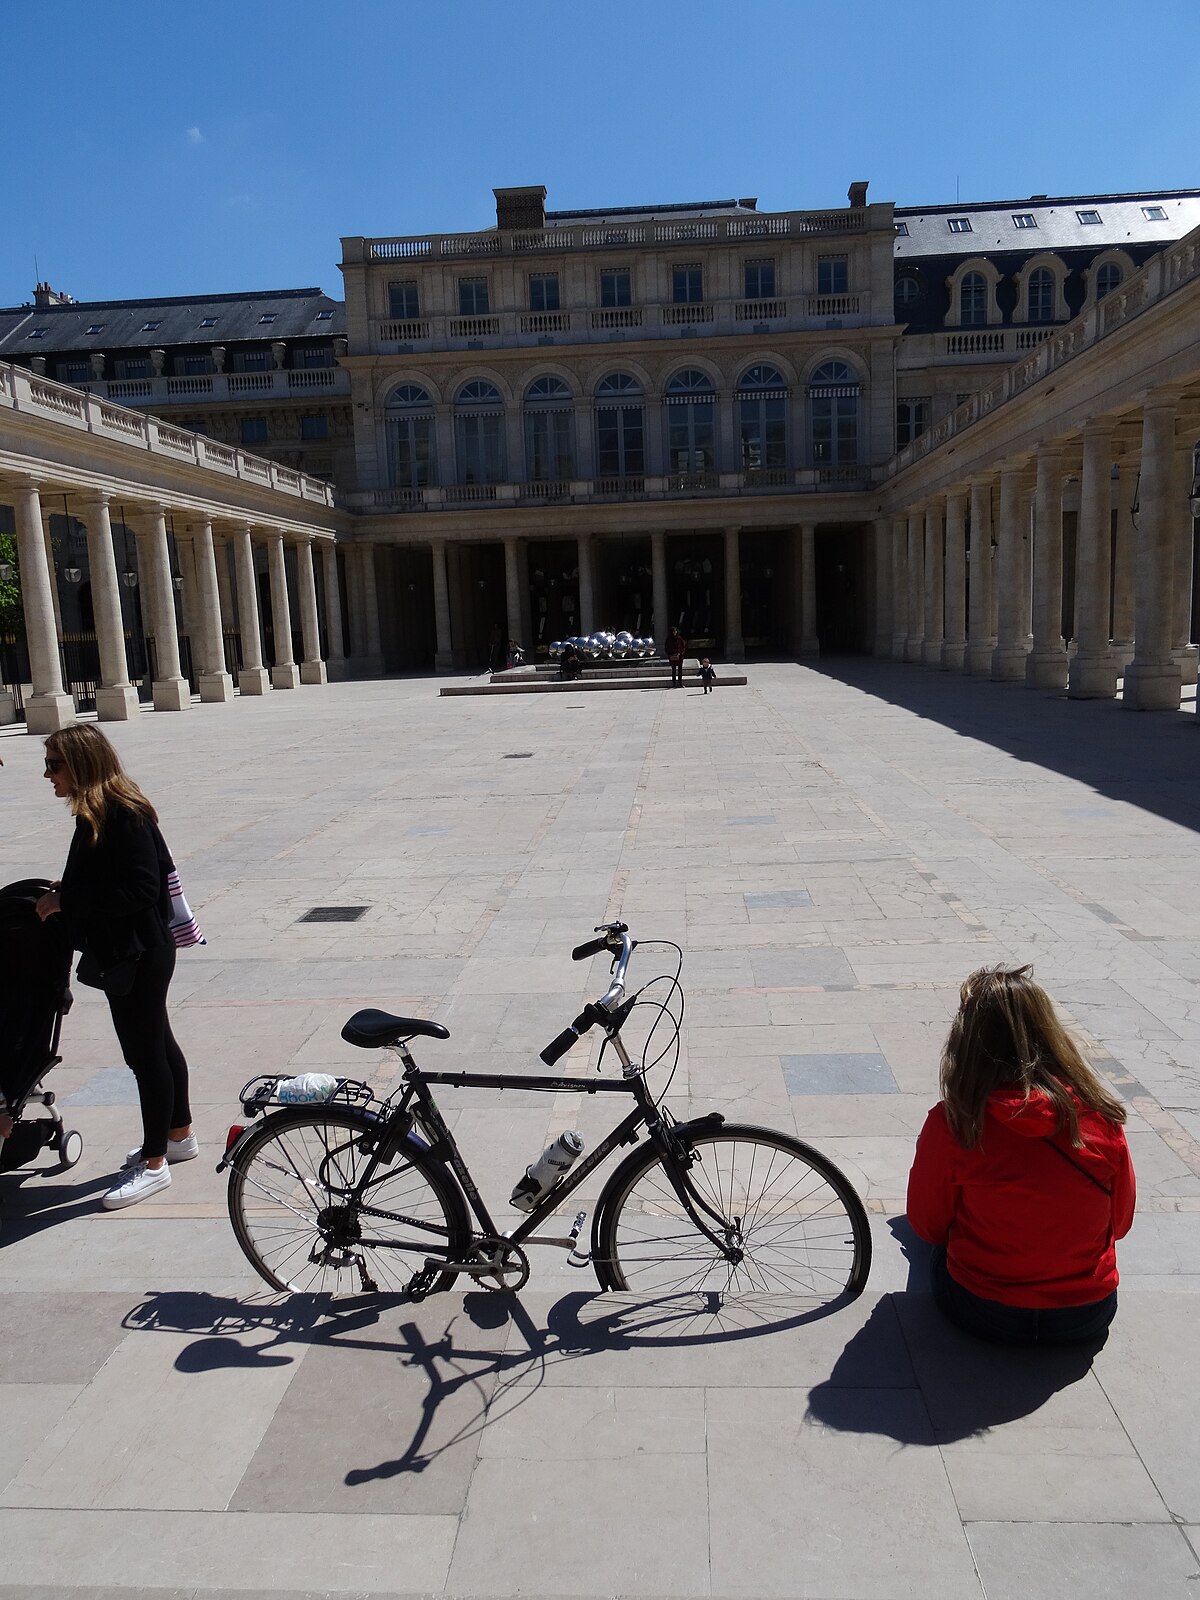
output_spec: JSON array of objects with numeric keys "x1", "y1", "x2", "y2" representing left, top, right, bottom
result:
[
  {"x1": 894, "y1": 190, "x2": 1200, "y2": 258},
  {"x1": 0, "y1": 287, "x2": 345, "y2": 357},
  {"x1": 547, "y1": 198, "x2": 760, "y2": 226}
]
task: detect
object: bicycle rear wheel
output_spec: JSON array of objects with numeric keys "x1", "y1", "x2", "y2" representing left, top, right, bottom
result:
[
  {"x1": 227, "y1": 1107, "x2": 469, "y2": 1298},
  {"x1": 596, "y1": 1124, "x2": 870, "y2": 1306}
]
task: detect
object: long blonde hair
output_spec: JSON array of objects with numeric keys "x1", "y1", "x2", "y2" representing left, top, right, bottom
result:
[
  {"x1": 940, "y1": 964, "x2": 1126, "y2": 1151},
  {"x1": 45, "y1": 725, "x2": 157, "y2": 844}
]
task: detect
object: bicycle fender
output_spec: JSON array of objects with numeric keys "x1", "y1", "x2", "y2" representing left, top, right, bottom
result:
[{"x1": 589, "y1": 1112, "x2": 726, "y2": 1287}]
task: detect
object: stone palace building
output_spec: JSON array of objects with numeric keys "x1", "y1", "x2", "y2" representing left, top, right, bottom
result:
[{"x1": 1, "y1": 178, "x2": 1198, "y2": 724}]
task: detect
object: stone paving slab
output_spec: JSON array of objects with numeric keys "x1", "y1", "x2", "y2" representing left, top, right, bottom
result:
[{"x1": 1, "y1": 661, "x2": 1198, "y2": 1597}]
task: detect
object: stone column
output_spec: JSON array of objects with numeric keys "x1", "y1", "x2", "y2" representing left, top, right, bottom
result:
[
  {"x1": 1171, "y1": 440, "x2": 1198, "y2": 685},
  {"x1": 13, "y1": 478, "x2": 74, "y2": 731},
  {"x1": 357, "y1": 544, "x2": 383, "y2": 675},
  {"x1": 321, "y1": 541, "x2": 347, "y2": 680},
  {"x1": 233, "y1": 524, "x2": 270, "y2": 694},
  {"x1": 992, "y1": 461, "x2": 1029, "y2": 680},
  {"x1": 890, "y1": 516, "x2": 908, "y2": 660},
  {"x1": 80, "y1": 492, "x2": 139, "y2": 720},
  {"x1": 296, "y1": 535, "x2": 326, "y2": 685},
  {"x1": 140, "y1": 503, "x2": 190, "y2": 711},
  {"x1": 799, "y1": 523, "x2": 818, "y2": 655},
  {"x1": 922, "y1": 500, "x2": 944, "y2": 666},
  {"x1": 1026, "y1": 444, "x2": 1068, "y2": 689},
  {"x1": 942, "y1": 490, "x2": 967, "y2": 670},
  {"x1": 966, "y1": 478, "x2": 995, "y2": 674},
  {"x1": 905, "y1": 511, "x2": 924, "y2": 662},
  {"x1": 266, "y1": 531, "x2": 299, "y2": 688},
  {"x1": 651, "y1": 529, "x2": 669, "y2": 642},
  {"x1": 577, "y1": 532, "x2": 595, "y2": 634},
  {"x1": 1069, "y1": 421, "x2": 1118, "y2": 699},
  {"x1": 1124, "y1": 396, "x2": 1183, "y2": 709},
  {"x1": 190, "y1": 516, "x2": 234, "y2": 702},
  {"x1": 503, "y1": 534, "x2": 524, "y2": 649},
  {"x1": 430, "y1": 538, "x2": 454, "y2": 671},
  {"x1": 723, "y1": 525, "x2": 744, "y2": 660},
  {"x1": 1111, "y1": 461, "x2": 1137, "y2": 667},
  {"x1": 873, "y1": 517, "x2": 893, "y2": 657},
  {"x1": 40, "y1": 510, "x2": 64, "y2": 639}
]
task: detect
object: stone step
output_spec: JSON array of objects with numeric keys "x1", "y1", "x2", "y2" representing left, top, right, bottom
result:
[{"x1": 440, "y1": 667, "x2": 746, "y2": 697}]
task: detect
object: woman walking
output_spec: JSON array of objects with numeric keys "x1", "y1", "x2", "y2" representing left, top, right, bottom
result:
[
  {"x1": 907, "y1": 964, "x2": 1134, "y2": 1346},
  {"x1": 35, "y1": 726, "x2": 196, "y2": 1209}
]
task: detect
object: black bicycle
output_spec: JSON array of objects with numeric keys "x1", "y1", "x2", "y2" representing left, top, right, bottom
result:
[{"x1": 220, "y1": 922, "x2": 872, "y2": 1308}]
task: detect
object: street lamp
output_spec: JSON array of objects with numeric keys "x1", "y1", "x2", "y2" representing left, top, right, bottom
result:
[{"x1": 0, "y1": 560, "x2": 13, "y2": 582}]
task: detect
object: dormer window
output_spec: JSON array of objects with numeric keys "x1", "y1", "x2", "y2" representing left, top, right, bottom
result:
[
  {"x1": 1076, "y1": 210, "x2": 1102, "y2": 225},
  {"x1": 1141, "y1": 205, "x2": 1167, "y2": 222},
  {"x1": 1012, "y1": 213, "x2": 1037, "y2": 229},
  {"x1": 141, "y1": 320, "x2": 161, "y2": 331},
  {"x1": 894, "y1": 221, "x2": 909, "y2": 236},
  {"x1": 199, "y1": 316, "x2": 217, "y2": 328},
  {"x1": 27, "y1": 327, "x2": 46, "y2": 338},
  {"x1": 85, "y1": 323, "x2": 104, "y2": 334},
  {"x1": 947, "y1": 217, "x2": 972, "y2": 234},
  {"x1": 258, "y1": 313, "x2": 277, "y2": 324}
]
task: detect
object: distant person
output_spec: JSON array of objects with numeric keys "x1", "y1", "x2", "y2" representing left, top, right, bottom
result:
[
  {"x1": 487, "y1": 624, "x2": 506, "y2": 675},
  {"x1": 907, "y1": 965, "x2": 1134, "y2": 1346},
  {"x1": 699, "y1": 658, "x2": 716, "y2": 694},
  {"x1": 35, "y1": 725, "x2": 197, "y2": 1210},
  {"x1": 558, "y1": 643, "x2": 582, "y2": 682},
  {"x1": 506, "y1": 639, "x2": 525, "y2": 669},
  {"x1": 665, "y1": 626, "x2": 687, "y2": 687}
]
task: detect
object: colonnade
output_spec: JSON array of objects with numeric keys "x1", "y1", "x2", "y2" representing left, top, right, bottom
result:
[
  {"x1": 2, "y1": 473, "x2": 347, "y2": 733},
  {"x1": 876, "y1": 387, "x2": 1198, "y2": 711}
]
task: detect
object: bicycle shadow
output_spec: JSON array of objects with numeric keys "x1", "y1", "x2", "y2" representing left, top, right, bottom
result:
[{"x1": 123, "y1": 1281, "x2": 866, "y2": 1488}]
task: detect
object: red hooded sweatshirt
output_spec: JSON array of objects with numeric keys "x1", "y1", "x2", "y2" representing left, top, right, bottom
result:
[{"x1": 906, "y1": 1088, "x2": 1135, "y2": 1307}]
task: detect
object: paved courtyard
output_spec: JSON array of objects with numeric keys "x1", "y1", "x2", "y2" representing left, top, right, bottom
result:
[{"x1": 1, "y1": 660, "x2": 1198, "y2": 1600}]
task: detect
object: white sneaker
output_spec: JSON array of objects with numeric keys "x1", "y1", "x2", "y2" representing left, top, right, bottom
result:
[
  {"x1": 103, "y1": 1161, "x2": 172, "y2": 1210},
  {"x1": 123, "y1": 1133, "x2": 199, "y2": 1169}
]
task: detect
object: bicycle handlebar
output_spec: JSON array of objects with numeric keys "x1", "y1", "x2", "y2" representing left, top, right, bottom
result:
[
  {"x1": 540, "y1": 1008, "x2": 595, "y2": 1065},
  {"x1": 540, "y1": 923, "x2": 638, "y2": 1064},
  {"x1": 572, "y1": 936, "x2": 608, "y2": 961}
]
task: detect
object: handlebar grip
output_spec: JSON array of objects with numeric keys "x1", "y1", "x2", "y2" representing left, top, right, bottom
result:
[
  {"x1": 572, "y1": 936, "x2": 608, "y2": 961},
  {"x1": 540, "y1": 1027, "x2": 580, "y2": 1066}
]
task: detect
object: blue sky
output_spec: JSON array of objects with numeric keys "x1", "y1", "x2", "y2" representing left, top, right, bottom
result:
[{"x1": 2, "y1": 0, "x2": 1197, "y2": 307}]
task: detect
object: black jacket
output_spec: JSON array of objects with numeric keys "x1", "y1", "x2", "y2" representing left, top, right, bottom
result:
[{"x1": 58, "y1": 806, "x2": 172, "y2": 973}]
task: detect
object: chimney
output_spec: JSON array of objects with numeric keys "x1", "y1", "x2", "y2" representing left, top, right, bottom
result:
[
  {"x1": 847, "y1": 181, "x2": 869, "y2": 209},
  {"x1": 33, "y1": 281, "x2": 71, "y2": 308},
  {"x1": 494, "y1": 186, "x2": 547, "y2": 231}
]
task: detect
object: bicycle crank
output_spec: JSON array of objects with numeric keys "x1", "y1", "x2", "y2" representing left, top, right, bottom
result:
[{"x1": 465, "y1": 1238, "x2": 531, "y2": 1293}]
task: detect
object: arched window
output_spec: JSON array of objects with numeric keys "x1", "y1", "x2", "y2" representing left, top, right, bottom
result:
[
  {"x1": 1095, "y1": 261, "x2": 1122, "y2": 301},
  {"x1": 523, "y1": 375, "x2": 574, "y2": 482},
  {"x1": 737, "y1": 364, "x2": 787, "y2": 472},
  {"x1": 385, "y1": 383, "x2": 435, "y2": 490},
  {"x1": 595, "y1": 372, "x2": 644, "y2": 478},
  {"x1": 808, "y1": 359, "x2": 859, "y2": 468},
  {"x1": 960, "y1": 272, "x2": 987, "y2": 326},
  {"x1": 454, "y1": 379, "x2": 506, "y2": 485},
  {"x1": 1028, "y1": 267, "x2": 1055, "y2": 323},
  {"x1": 895, "y1": 276, "x2": 919, "y2": 312},
  {"x1": 665, "y1": 368, "x2": 715, "y2": 475}
]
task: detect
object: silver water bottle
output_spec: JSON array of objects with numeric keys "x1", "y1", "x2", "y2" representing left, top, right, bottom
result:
[{"x1": 510, "y1": 1130, "x2": 584, "y2": 1212}]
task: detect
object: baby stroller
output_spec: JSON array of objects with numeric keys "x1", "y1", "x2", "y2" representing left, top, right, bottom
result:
[{"x1": 0, "y1": 879, "x2": 82, "y2": 1174}]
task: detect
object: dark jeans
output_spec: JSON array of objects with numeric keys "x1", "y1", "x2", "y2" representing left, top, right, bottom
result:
[
  {"x1": 670, "y1": 660, "x2": 684, "y2": 685},
  {"x1": 106, "y1": 940, "x2": 192, "y2": 1160},
  {"x1": 930, "y1": 1246, "x2": 1117, "y2": 1347}
]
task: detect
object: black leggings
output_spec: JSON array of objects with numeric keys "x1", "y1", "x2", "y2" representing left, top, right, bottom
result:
[{"x1": 106, "y1": 941, "x2": 191, "y2": 1160}]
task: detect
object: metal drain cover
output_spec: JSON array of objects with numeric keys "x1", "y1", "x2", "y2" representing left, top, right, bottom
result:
[
  {"x1": 503, "y1": 752, "x2": 534, "y2": 759},
  {"x1": 299, "y1": 906, "x2": 369, "y2": 923}
]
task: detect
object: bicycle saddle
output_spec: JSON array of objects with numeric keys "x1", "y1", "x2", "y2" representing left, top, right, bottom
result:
[{"x1": 341, "y1": 1009, "x2": 450, "y2": 1048}]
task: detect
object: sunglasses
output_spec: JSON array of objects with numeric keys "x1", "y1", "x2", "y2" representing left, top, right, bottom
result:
[{"x1": 44, "y1": 759, "x2": 66, "y2": 774}]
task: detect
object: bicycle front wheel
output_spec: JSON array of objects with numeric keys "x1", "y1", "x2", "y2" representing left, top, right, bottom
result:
[
  {"x1": 596, "y1": 1124, "x2": 870, "y2": 1306},
  {"x1": 228, "y1": 1107, "x2": 469, "y2": 1298}
]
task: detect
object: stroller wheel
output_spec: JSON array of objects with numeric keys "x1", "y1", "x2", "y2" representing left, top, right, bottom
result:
[{"x1": 59, "y1": 1129, "x2": 83, "y2": 1170}]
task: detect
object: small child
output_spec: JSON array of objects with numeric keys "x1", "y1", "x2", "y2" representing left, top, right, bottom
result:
[{"x1": 699, "y1": 658, "x2": 716, "y2": 694}]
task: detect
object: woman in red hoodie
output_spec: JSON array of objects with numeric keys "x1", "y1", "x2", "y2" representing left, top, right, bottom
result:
[{"x1": 907, "y1": 965, "x2": 1134, "y2": 1346}]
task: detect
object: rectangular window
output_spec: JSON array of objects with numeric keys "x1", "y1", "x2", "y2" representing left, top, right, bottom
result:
[
  {"x1": 115, "y1": 357, "x2": 150, "y2": 378},
  {"x1": 56, "y1": 360, "x2": 91, "y2": 383},
  {"x1": 596, "y1": 405, "x2": 644, "y2": 476},
  {"x1": 672, "y1": 263, "x2": 703, "y2": 304},
  {"x1": 458, "y1": 276, "x2": 490, "y2": 315},
  {"x1": 388, "y1": 280, "x2": 420, "y2": 319},
  {"x1": 528, "y1": 273, "x2": 560, "y2": 312},
  {"x1": 1076, "y1": 209, "x2": 1102, "y2": 225},
  {"x1": 181, "y1": 354, "x2": 213, "y2": 375},
  {"x1": 600, "y1": 268, "x2": 631, "y2": 307},
  {"x1": 817, "y1": 255, "x2": 848, "y2": 294},
  {"x1": 895, "y1": 398, "x2": 931, "y2": 449},
  {"x1": 141, "y1": 320, "x2": 162, "y2": 331},
  {"x1": 894, "y1": 221, "x2": 909, "y2": 237},
  {"x1": 297, "y1": 344, "x2": 334, "y2": 368},
  {"x1": 947, "y1": 218, "x2": 972, "y2": 234},
  {"x1": 240, "y1": 417, "x2": 269, "y2": 444},
  {"x1": 232, "y1": 349, "x2": 272, "y2": 372},
  {"x1": 1141, "y1": 204, "x2": 1167, "y2": 221},
  {"x1": 258, "y1": 313, "x2": 277, "y2": 325},
  {"x1": 743, "y1": 258, "x2": 775, "y2": 299},
  {"x1": 301, "y1": 414, "x2": 329, "y2": 440},
  {"x1": 85, "y1": 323, "x2": 104, "y2": 335},
  {"x1": 315, "y1": 309, "x2": 334, "y2": 321},
  {"x1": 27, "y1": 327, "x2": 46, "y2": 338},
  {"x1": 199, "y1": 316, "x2": 217, "y2": 328},
  {"x1": 1012, "y1": 213, "x2": 1037, "y2": 229}
]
